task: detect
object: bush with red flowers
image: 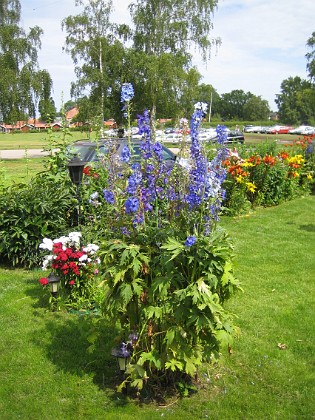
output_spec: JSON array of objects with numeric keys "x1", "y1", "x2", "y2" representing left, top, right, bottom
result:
[{"x1": 38, "y1": 231, "x2": 101, "y2": 309}]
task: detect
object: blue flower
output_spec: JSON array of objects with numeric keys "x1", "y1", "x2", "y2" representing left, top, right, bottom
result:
[
  {"x1": 137, "y1": 109, "x2": 151, "y2": 138},
  {"x1": 132, "y1": 212, "x2": 144, "y2": 227},
  {"x1": 126, "y1": 168, "x2": 142, "y2": 194},
  {"x1": 120, "y1": 227, "x2": 130, "y2": 236},
  {"x1": 121, "y1": 83, "x2": 134, "y2": 102},
  {"x1": 216, "y1": 125, "x2": 228, "y2": 144},
  {"x1": 153, "y1": 142, "x2": 163, "y2": 160},
  {"x1": 120, "y1": 145, "x2": 131, "y2": 163},
  {"x1": 103, "y1": 189, "x2": 115, "y2": 204},
  {"x1": 125, "y1": 196, "x2": 139, "y2": 214},
  {"x1": 185, "y1": 236, "x2": 197, "y2": 247}
]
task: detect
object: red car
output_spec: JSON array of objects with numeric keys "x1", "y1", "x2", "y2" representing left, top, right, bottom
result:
[{"x1": 266, "y1": 125, "x2": 294, "y2": 134}]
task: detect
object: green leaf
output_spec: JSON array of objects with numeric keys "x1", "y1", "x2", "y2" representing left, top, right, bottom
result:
[
  {"x1": 164, "y1": 329, "x2": 175, "y2": 346},
  {"x1": 131, "y1": 378, "x2": 144, "y2": 390},
  {"x1": 145, "y1": 305, "x2": 163, "y2": 319},
  {"x1": 120, "y1": 283, "x2": 133, "y2": 305},
  {"x1": 160, "y1": 237, "x2": 184, "y2": 260},
  {"x1": 113, "y1": 269, "x2": 126, "y2": 285},
  {"x1": 165, "y1": 359, "x2": 183, "y2": 372},
  {"x1": 215, "y1": 329, "x2": 233, "y2": 347},
  {"x1": 197, "y1": 278, "x2": 211, "y2": 296}
]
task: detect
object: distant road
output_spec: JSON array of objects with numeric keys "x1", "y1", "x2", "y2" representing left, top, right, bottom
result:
[
  {"x1": 0, "y1": 147, "x2": 180, "y2": 159},
  {"x1": 0, "y1": 149, "x2": 57, "y2": 159}
]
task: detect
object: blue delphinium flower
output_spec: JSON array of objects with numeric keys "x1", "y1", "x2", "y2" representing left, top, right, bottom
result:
[
  {"x1": 153, "y1": 142, "x2": 163, "y2": 160},
  {"x1": 126, "y1": 166, "x2": 142, "y2": 195},
  {"x1": 121, "y1": 83, "x2": 134, "y2": 102},
  {"x1": 185, "y1": 236, "x2": 197, "y2": 247},
  {"x1": 120, "y1": 227, "x2": 130, "y2": 236},
  {"x1": 216, "y1": 125, "x2": 228, "y2": 144},
  {"x1": 137, "y1": 109, "x2": 151, "y2": 139},
  {"x1": 132, "y1": 212, "x2": 144, "y2": 227},
  {"x1": 120, "y1": 145, "x2": 131, "y2": 163},
  {"x1": 103, "y1": 189, "x2": 115, "y2": 204},
  {"x1": 125, "y1": 196, "x2": 139, "y2": 214},
  {"x1": 185, "y1": 103, "x2": 209, "y2": 209}
]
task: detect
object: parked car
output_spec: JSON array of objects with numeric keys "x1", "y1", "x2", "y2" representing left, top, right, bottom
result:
[
  {"x1": 243, "y1": 125, "x2": 254, "y2": 133},
  {"x1": 265, "y1": 125, "x2": 294, "y2": 134},
  {"x1": 243, "y1": 125, "x2": 262, "y2": 133},
  {"x1": 164, "y1": 133, "x2": 183, "y2": 143},
  {"x1": 211, "y1": 130, "x2": 245, "y2": 144},
  {"x1": 288, "y1": 125, "x2": 315, "y2": 135},
  {"x1": 67, "y1": 138, "x2": 178, "y2": 170}
]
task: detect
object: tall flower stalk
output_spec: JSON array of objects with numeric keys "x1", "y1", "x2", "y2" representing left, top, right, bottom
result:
[
  {"x1": 93, "y1": 86, "x2": 240, "y2": 393},
  {"x1": 121, "y1": 82, "x2": 134, "y2": 150}
]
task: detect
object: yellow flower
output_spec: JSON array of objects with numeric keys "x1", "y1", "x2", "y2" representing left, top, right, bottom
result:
[
  {"x1": 235, "y1": 175, "x2": 243, "y2": 183},
  {"x1": 246, "y1": 182, "x2": 257, "y2": 193},
  {"x1": 288, "y1": 155, "x2": 304, "y2": 165},
  {"x1": 307, "y1": 173, "x2": 313, "y2": 180},
  {"x1": 241, "y1": 161, "x2": 255, "y2": 168}
]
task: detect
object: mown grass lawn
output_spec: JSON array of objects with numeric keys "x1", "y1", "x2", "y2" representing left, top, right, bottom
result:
[
  {"x1": 0, "y1": 131, "x2": 302, "y2": 151},
  {"x1": 0, "y1": 131, "x2": 89, "y2": 150},
  {"x1": 0, "y1": 196, "x2": 314, "y2": 419}
]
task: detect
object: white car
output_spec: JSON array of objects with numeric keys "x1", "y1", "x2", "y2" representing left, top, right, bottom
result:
[
  {"x1": 164, "y1": 133, "x2": 183, "y2": 143},
  {"x1": 243, "y1": 125, "x2": 262, "y2": 133},
  {"x1": 288, "y1": 125, "x2": 314, "y2": 135}
]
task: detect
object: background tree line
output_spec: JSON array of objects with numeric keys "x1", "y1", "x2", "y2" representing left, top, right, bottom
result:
[{"x1": 1, "y1": 0, "x2": 314, "y2": 126}]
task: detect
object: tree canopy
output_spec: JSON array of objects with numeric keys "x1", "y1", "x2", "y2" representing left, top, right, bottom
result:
[
  {"x1": 0, "y1": 0, "x2": 54, "y2": 123},
  {"x1": 306, "y1": 31, "x2": 315, "y2": 82},
  {"x1": 275, "y1": 76, "x2": 315, "y2": 125}
]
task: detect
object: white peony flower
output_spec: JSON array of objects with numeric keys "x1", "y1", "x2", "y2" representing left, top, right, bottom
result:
[
  {"x1": 83, "y1": 244, "x2": 99, "y2": 255},
  {"x1": 39, "y1": 238, "x2": 53, "y2": 251}
]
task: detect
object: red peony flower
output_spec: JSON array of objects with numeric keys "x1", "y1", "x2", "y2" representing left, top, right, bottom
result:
[
  {"x1": 39, "y1": 277, "x2": 49, "y2": 286},
  {"x1": 69, "y1": 280, "x2": 75, "y2": 286}
]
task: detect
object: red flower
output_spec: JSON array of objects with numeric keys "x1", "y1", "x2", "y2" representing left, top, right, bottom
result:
[
  {"x1": 83, "y1": 166, "x2": 92, "y2": 176},
  {"x1": 69, "y1": 280, "x2": 75, "y2": 286},
  {"x1": 39, "y1": 277, "x2": 49, "y2": 286}
]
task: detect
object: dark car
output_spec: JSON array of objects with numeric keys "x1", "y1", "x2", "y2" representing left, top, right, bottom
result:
[
  {"x1": 210, "y1": 130, "x2": 245, "y2": 144},
  {"x1": 67, "y1": 138, "x2": 177, "y2": 169}
]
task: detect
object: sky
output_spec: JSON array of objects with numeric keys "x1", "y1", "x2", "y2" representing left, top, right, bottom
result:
[{"x1": 21, "y1": 0, "x2": 314, "y2": 113}]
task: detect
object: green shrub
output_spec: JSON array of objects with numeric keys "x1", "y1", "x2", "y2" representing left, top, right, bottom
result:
[{"x1": 0, "y1": 173, "x2": 75, "y2": 267}]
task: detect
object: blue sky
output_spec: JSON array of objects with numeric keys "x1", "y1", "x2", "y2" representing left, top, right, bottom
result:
[{"x1": 21, "y1": 0, "x2": 314, "y2": 112}]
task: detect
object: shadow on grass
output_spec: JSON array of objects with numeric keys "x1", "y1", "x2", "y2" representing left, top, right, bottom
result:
[
  {"x1": 25, "y1": 283, "x2": 184, "y2": 406},
  {"x1": 299, "y1": 223, "x2": 315, "y2": 232},
  {"x1": 26, "y1": 283, "x2": 132, "y2": 406}
]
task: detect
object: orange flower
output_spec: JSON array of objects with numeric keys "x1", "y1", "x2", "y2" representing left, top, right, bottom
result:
[{"x1": 263, "y1": 155, "x2": 276, "y2": 166}]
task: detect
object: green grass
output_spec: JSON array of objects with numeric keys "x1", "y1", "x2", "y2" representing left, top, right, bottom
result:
[
  {"x1": 0, "y1": 131, "x2": 303, "y2": 151},
  {"x1": 0, "y1": 131, "x2": 90, "y2": 150},
  {"x1": 0, "y1": 131, "x2": 304, "y2": 187},
  {"x1": 0, "y1": 157, "x2": 47, "y2": 185},
  {"x1": 0, "y1": 195, "x2": 314, "y2": 419}
]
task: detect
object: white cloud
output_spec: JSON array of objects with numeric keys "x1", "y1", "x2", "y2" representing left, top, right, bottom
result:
[{"x1": 20, "y1": 0, "x2": 313, "y2": 112}]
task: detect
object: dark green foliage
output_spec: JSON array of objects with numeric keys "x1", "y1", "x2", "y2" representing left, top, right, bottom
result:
[
  {"x1": 0, "y1": 173, "x2": 75, "y2": 267},
  {"x1": 275, "y1": 76, "x2": 315, "y2": 125},
  {"x1": 98, "y1": 226, "x2": 241, "y2": 392}
]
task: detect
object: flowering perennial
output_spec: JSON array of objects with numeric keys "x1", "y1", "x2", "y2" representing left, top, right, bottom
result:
[{"x1": 39, "y1": 232, "x2": 100, "y2": 306}]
